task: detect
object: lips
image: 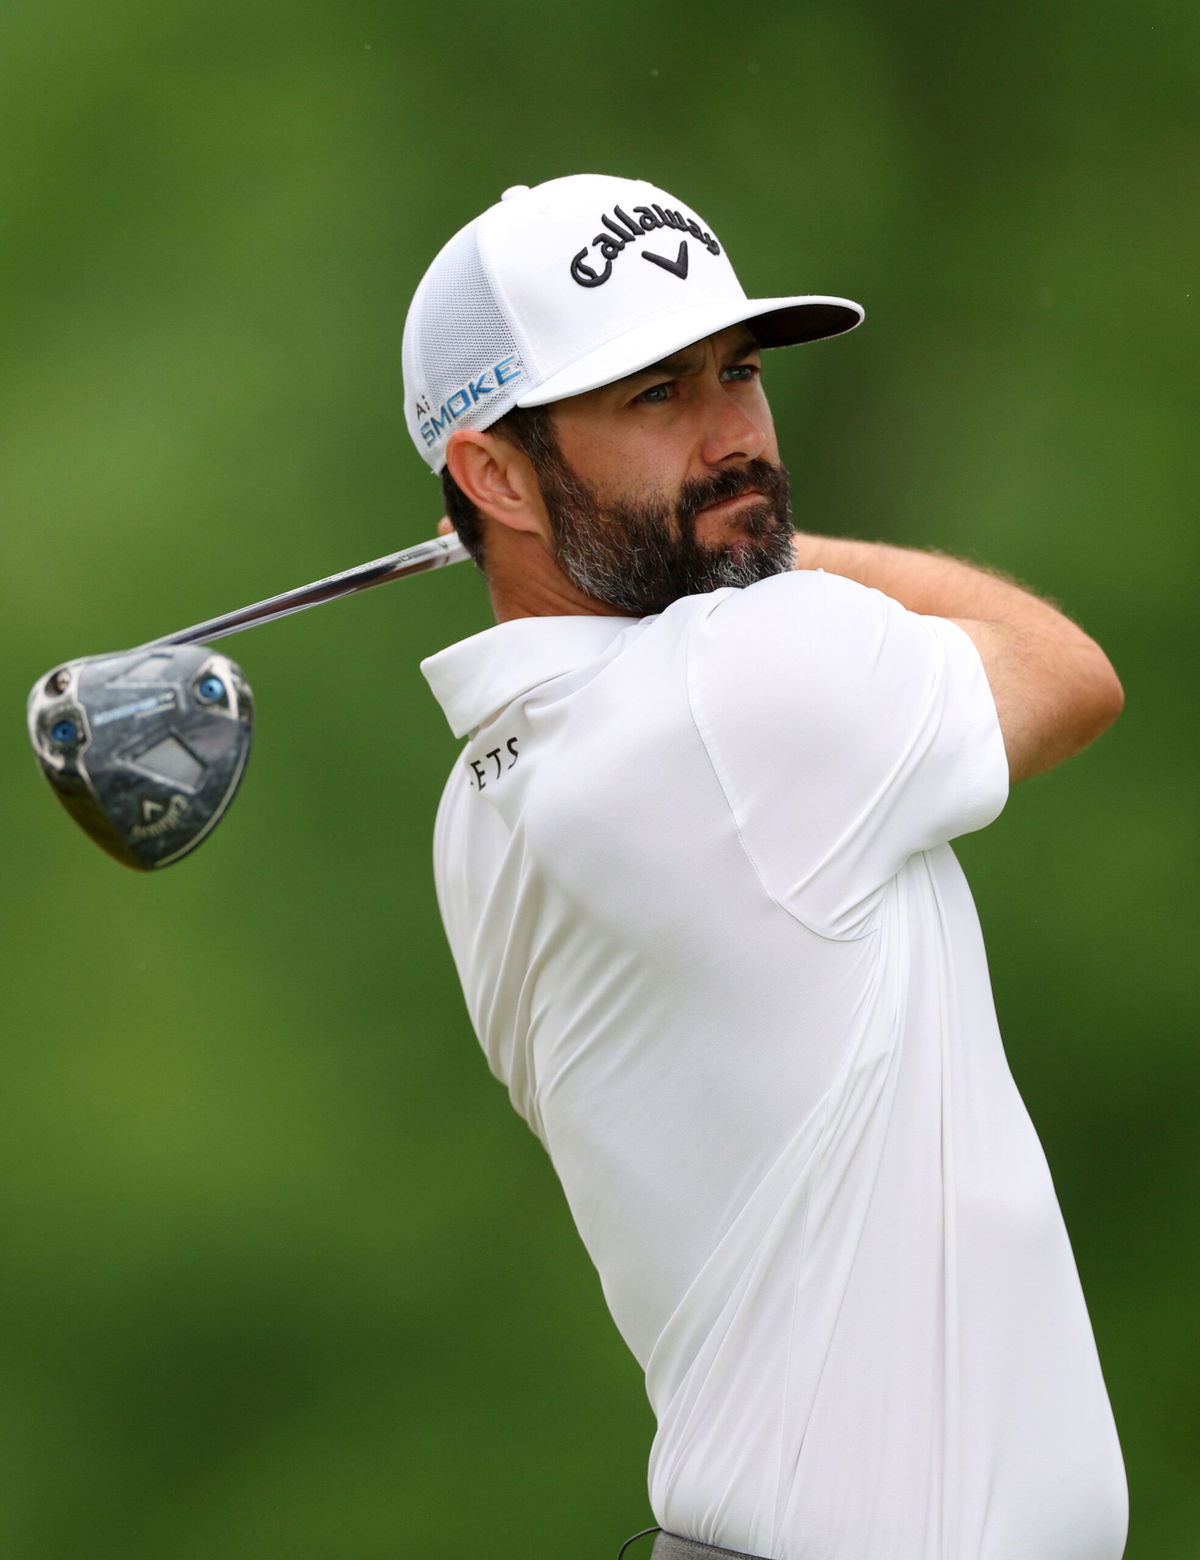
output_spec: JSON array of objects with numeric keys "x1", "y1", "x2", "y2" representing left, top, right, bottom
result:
[
  {"x1": 697, "y1": 489, "x2": 764, "y2": 517},
  {"x1": 677, "y1": 458, "x2": 788, "y2": 530}
]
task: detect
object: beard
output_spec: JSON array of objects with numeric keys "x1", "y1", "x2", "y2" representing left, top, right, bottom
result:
[{"x1": 535, "y1": 450, "x2": 795, "y2": 616}]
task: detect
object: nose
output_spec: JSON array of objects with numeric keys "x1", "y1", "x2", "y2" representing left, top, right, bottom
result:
[{"x1": 697, "y1": 383, "x2": 770, "y2": 468}]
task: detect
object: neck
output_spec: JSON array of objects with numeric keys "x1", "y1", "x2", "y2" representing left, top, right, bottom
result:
[{"x1": 483, "y1": 525, "x2": 626, "y2": 623}]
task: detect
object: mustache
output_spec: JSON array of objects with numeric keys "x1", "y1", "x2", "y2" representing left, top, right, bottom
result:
[{"x1": 675, "y1": 459, "x2": 790, "y2": 529}]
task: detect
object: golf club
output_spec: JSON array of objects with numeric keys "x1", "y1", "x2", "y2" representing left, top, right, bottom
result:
[{"x1": 27, "y1": 532, "x2": 468, "y2": 871}]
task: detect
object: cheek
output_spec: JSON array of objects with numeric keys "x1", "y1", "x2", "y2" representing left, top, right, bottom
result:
[
  {"x1": 749, "y1": 391, "x2": 779, "y2": 456},
  {"x1": 557, "y1": 425, "x2": 686, "y2": 502}
]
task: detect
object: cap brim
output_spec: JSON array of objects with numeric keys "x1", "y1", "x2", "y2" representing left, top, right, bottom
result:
[{"x1": 517, "y1": 294, "x2": 863, "y2": 408}]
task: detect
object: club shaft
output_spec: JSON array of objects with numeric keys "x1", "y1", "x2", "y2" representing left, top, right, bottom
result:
[{"x1": 149, "y1": 533, "x2": 469, "y2": 648}]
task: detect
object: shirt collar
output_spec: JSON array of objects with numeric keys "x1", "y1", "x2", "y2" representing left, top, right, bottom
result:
[{"x1": 421, "y1": 614, "x2": 638, "y2": 738}]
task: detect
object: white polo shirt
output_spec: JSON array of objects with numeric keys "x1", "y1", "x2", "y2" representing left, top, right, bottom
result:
[{"x1": 421, "y1": 569, "x2": 1127, "y2": 1560}]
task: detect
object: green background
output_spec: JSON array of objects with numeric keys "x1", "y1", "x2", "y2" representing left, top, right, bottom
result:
[{"x1": 1, "y1": 2, "x2": 1196, "y2": 1555}]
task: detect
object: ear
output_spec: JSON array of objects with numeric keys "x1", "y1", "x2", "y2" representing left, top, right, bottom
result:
[{"x1": 445, "y1": 430, "x2": 548, "y2": 541}]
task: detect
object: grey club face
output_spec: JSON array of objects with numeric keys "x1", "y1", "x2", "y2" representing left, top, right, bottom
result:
[
  {"x1": 26, "y1": 531, "x2": 467, "y2": 871},
  {"x1": 28, "y1": 645, "x2": 254, "y2": 871}
]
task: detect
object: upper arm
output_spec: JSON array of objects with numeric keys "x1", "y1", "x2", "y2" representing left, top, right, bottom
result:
[{"x1": 948, "y1": 617, "x2": 1124, "y2": 783}]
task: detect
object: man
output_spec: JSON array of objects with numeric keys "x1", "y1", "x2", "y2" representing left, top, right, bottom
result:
[{"x1": 406, "y1": 175, "x2": 1128, "y2": 1560}]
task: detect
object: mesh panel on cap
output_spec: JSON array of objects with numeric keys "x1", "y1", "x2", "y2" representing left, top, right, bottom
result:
[{"x1": 405, "y1": 221, "x2": 527, "y2": 472}]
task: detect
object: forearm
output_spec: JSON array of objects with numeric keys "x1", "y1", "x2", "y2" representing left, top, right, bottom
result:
[
  {"x1": 792, "y1": 532, "x2": 1124, "y2": 781},
  {"x1": 793, "y1": 533, "x2": 1060, "y2": 628}
]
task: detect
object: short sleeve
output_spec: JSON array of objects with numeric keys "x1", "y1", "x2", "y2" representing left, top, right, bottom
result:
[{"x1": 686, "y1": 570, "x2": 1009, "y2": 937}]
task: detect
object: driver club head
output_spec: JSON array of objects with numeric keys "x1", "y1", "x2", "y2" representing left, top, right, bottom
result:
[{"x1": 27, "y1": 644, "x2": 254, "y2": 871}]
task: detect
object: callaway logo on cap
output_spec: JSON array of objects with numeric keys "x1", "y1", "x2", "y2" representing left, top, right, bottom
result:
[{"x1": 402, "y1": 173, "x2": 864, "y2": 472}]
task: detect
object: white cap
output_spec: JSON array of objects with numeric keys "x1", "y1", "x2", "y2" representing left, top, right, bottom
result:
[{"x1": 402, "y1": 174, "x2": 864, "y2": 472}]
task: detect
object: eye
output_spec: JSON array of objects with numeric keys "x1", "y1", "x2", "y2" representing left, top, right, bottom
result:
[
  {"x1": 634, "y1": 382, "x2": 673, "y2": 405},
  {"x1": 721, "y1": 362, "x2": 761, "y2": 384}
]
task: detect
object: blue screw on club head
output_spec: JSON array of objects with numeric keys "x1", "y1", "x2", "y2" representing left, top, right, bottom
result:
[
  {"x1": 51, "y1": 719, "x2": 77, "y2": 745},
  {"x1": 197, "y1": 675, "x2": 225, "y2": 702}
]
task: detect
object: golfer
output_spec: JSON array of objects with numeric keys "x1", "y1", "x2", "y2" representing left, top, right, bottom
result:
[{"x1": 407, "y1": 175, "x2": 1127, "y2": 1560}]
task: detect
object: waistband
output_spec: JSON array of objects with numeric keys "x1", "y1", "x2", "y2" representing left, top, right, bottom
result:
[{"x1": 652, "y1": 1533, "x2": 762, "y2": 1560}]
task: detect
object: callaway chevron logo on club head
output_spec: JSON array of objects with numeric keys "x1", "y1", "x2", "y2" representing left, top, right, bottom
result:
[{"x1": 28, "y1": 644, "x2": 254, "y2": 871}]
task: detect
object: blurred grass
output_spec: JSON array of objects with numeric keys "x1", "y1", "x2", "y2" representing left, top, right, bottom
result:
[{"x1": 2, "y1": 1, "x2": 1196, "y2": 1555}]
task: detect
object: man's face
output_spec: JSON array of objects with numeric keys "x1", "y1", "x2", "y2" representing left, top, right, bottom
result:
[{"x1": 528, "y1": 326, "x2": 794, "y2": 615}]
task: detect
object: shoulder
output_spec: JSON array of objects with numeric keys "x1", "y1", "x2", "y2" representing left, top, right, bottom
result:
[
  {"x1": 690, "y1": 568, "x2": 896, "y2": 650},
  {"x1": 675, "y1": 572, "x2": 1007, "y2": 930},
  {"x1": 685, "y1": 568, "x2": 951, "y2": 700},
  {"x1": 689, "y1": 567, "x2": 990, "y2": 675},
  {"x1": 683, "y1": 567, "x2": 1004, "y2": 811}
]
